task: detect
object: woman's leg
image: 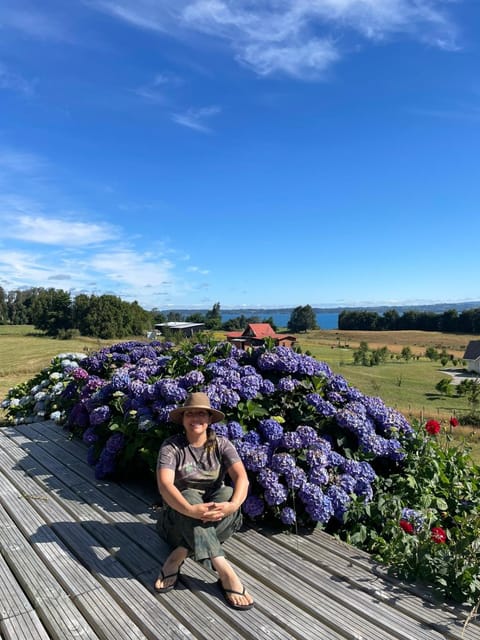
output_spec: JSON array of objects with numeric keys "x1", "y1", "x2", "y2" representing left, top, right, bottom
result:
[
  {"x1": 154, "y1": 545, "x2": 189, "y2": 591},
  {"x1": 211, "y1": 555, "x2": 254, "y2": 608},
  {"x1": 155, "y1": 489, "x2": 205, "y2": 591},
  {"x1": 204, "y1": 486, "x2": 253, "y2": 608}
]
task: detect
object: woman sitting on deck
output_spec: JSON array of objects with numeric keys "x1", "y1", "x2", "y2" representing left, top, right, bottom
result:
[{"x1": 154, "y1": 392, "x2": 254, "y2": 610}]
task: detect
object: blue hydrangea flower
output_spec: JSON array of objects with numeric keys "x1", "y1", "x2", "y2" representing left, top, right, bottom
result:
[
  {"x1": 212, "y1": 423, "x2": 229, "y2": 438},
  {"x1": 227, "y1": 421, "x2": 244, "y2": 440},
  {"x1": 280, "y1": 507, "x2": 297, "y2": 525},
  {"x1": 264, "y1": 482, "x2": 288, "y2": 506},
  {"x1": 258, "y1": 418, "x2": 284, "y2": 443},
  {"x1": 401, "y1": 507, "x2": 425, "y2": 533}
]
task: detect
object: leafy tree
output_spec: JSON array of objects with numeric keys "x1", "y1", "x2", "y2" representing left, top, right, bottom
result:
[
  {"x1": 400, "y1": 346, "x2": 413, "y2": 361},
  {"x1": 353, "y1": 341, "x2": 371, "y2": 366},
  {"x1": 380, "y1": 309, "x2": 400, "y2": 330},
  {"x1": 166, "y1": 311, "x2": 184, "y2": 322},
  {"x1": 124, "y1": 300, "x2": 151, "y2": 336},
  {"x1": 372, "y1": 346, "x2": 389, "y2": 364},
  {"x1": 287, "y1": 305, "x2": 317, "y2": 333},
  {"x1": 31, "y1": 288, "x2": 73, "y2": 336},
  {"x1": 435, "y1": 378, "x2": 453, "y2": 396},
  {"x1": 424, "y1": 346, "x2": 439, "y2": 361},
  {"x1": 457, "y1": 378, "x2": 480, "y2": 411},
  {"x1": 439, "y1": 309, "x2": 458, "y2": 332},
  {"x1": 7, "y1": 288, "x2": 39, "y2": 324},
  {"x1": 151, "y1": 309, "x2": 166, "y2": 325},
  {"x1": 205, "y1": 302, "x2": 222, "y2": 330},
  {"x1": 0, "y1": 286, "x2": 7, "y2": 324},
  {"x1": 185, "y1": 312, "x2": 206, "y2": 324},
  {"x1": 222, "y1": 314, "x2": 248, "y2": 331}
]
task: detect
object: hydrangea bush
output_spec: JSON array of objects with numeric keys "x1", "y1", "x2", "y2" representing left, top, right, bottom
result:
[{"x1": 2, "y1": 337, "x2": 480, "y2": 604}]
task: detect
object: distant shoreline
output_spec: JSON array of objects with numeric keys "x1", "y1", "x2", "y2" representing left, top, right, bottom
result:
[{"x1": 166, "y1": 301, "x2": 480, "y2": 315}]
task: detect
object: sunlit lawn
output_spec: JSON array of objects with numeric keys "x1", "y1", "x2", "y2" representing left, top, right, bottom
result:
[{"x1": 0, "y1": 325, "x2": 136, "y2": 400}]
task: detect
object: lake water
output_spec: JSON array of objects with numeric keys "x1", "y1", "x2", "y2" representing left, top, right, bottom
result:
[{"x1": 221, "y1": 311, "x2": 338, "y2": 330}]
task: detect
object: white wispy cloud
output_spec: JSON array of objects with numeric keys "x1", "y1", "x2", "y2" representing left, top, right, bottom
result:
[
  {"x1": 0, "y1": 2, "x2": 73, "y2": 41},
  {"x1": 134, "y1": 72, "x2": 183, "y2": 104},
  {"x1": 0, "y1": 140, "x2": 211, "y2": 308},
  {"x1": 86, "y1": 0, "x2": 460, "y2": 79},
  {"x1": 0, "y1": 249, "x2": 64, "y2": 288},
  {"x1": 89, "y1": 249, "x2": 173, "y2": 286},
  {"x1": 84, "y1": 0, "x2": 187, "y2": 32},
  {"x1": 0, "y1": 63, "x2": 35, "y2": 95},
  {"x1": 172, "y1": 105, "x2": 221, "y2": 132},
  {"x1": 407, "y1": 104, "x2": 480, "y2": 122},
  {"x1": 0, "y1": 148, "x2": 47, "y2": 174},
  {"x1": 0, "y1": 210, "x2": 117, "y2": 247},
  {"x1": 187, "y1": 265, "x2": 210, "y2": 275}
]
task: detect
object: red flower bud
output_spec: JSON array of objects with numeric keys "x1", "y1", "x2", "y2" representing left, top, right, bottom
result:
[
  {"x1": 399, "y1": 519, "x2": 415, "y2": 535},
  {"x1": 425, "y1": 419, "x2": 441, "y2": 435},
  {"x1": 449, "y1": 416, "x2": 459, "y2": 427},
  {"x1": 431, "y1": 527, "x2": 447, "y2": 544}
]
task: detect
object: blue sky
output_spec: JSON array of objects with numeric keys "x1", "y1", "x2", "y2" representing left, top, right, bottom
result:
[{"x1": 1, "y1": 1, "x2": 479, "y2": 311}]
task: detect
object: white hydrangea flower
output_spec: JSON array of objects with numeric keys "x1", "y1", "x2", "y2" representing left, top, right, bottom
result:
[
  {"x1": 138, "y1": 418, "x2": 154, "y2": 431},
  {"x1": 51, "y1": 382, "x2": 65, "y2": 395},
  {"x1": 49, "y1": 372, "x2": 63, "y2": 381}
]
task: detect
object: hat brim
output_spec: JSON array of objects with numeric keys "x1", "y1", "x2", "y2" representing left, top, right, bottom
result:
[{"x1": 169, "y1": 405, "x2": 225, "y2": 424}]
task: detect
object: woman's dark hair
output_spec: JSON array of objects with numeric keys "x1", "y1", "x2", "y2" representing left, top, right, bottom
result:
[{"x1": 205, "y1": 423, "x2": 218, "y2": 455}]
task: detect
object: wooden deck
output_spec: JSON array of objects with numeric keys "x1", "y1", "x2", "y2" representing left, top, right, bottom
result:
[{"x1": 0, "y1": 421, "x2": 478, "y2": 640}]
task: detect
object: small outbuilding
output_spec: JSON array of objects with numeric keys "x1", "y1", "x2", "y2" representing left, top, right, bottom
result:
[
  {"x1": 225, "y1": 323, "x2": 297, "y2": 350},
  {"x1": 463, "y1": 340, "x2": 480, "y2": 374},
  {"x1": 154, "y1": 322, "x2": 205, "y2": 337}
]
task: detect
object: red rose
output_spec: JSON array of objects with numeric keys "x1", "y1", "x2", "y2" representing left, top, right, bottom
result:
[
  {"x1": 399, "y1": 519, "x2": 414, "y2": 535},
  {"x1": 431, "y1": 527, "x2": 447, "y2": 544},
  {"x1": 425, "y1": 419, "x2": 441, "y2": 435},
  {"x1": 449, "y1": 416, "x2": 459, "y2": 427}
]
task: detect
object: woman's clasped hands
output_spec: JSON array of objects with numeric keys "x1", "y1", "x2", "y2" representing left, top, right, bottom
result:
[{"x1": 188, "y1": 501, "x2": 235, "y2": 522}]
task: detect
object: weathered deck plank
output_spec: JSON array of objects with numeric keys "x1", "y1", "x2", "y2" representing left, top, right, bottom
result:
[{"x1": 0, "y1": 420, "x2": 478, "y2": 640}]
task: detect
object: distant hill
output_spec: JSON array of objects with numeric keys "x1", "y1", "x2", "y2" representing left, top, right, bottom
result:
[{"x1": 166, "y1": 301, "x2": 480, "y2": 316}]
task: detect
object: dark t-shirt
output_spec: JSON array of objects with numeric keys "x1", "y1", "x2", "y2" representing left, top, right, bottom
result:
[{"x1": 157, "y1": 433, "x2": 241, "y2": 492}]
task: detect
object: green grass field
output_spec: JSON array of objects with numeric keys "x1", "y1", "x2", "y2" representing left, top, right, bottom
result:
[
  {"x1": 0, "y1": 325, "x2": 122, "y2": 400},
  {"x1": 2, "y1": 324, "x2": 479, "y2": 461}
]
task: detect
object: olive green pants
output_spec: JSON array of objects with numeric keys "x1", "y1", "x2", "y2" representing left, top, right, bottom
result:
[{"x1": 156, "y1": 485, "x2": 243, "y2": 564}]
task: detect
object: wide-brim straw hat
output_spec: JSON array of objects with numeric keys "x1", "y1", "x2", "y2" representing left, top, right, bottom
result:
[{"x1": 169, "y1": 392, "x2": 225, "y2": 424}]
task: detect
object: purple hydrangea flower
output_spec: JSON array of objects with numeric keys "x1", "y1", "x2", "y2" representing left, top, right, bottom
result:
[
  {"x1": 277, "y1": 377, "x2": 298, "y2": 392},
  {"x1": 89, "y1": 405, "x2": 111, "y2": 426},
  {"x1": 243, "y1": 495, "x2": 264, "y2": 518},
  {"x1": 212, "y1": 423, "x2": 229, "y2": 438},
  {"x1": 105, "y1": 432, "x2": 125, "y2": 454},
  {"x1": 258, "y1": 419, "x2": 284, "y2": 443},
  {"x1": 227, "y1": 421, "x2": 244, "y2": 440},
  {"x1": 264, "y1": 482, "x2": 288, "y2": 506},
  {"x1": 82, "y1": 427, "x2": 98, "y2": 445},
  {"x1": 280, "y1": 507, "x2": 297, "y2": 526}
]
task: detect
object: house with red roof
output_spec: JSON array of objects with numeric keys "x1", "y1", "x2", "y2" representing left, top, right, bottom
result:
[{"x1": 225, "y1": 323, "x2": 297, "y2": 350}]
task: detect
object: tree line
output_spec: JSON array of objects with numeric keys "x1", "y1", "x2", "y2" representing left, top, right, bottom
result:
[
  {"x1": 0, "y1": 287, "x2": 154, "y2": 339},
  {"x1": 339, "y1": 308, "x2": 480, "y2": 333},
  {"x1": 0, "y1": 288, "x2": 319, "y2": 339}
]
